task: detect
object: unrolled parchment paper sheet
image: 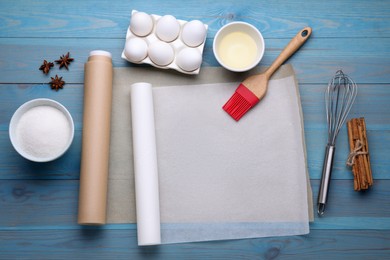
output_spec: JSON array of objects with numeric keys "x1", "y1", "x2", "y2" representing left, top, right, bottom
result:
[{"x1": 108, "y1": 65, "x2": 313, "y2": 244}]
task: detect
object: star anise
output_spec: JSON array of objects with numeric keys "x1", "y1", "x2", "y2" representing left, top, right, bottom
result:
[
  {"x1": 39, "y1": 60, "x2": 54, "y2": 74},
  {"x1": 55, "y1": 52, "x2": 74, "y2": 70},
  {"x1": 49, "y1": 75, "x2": 65, "y2": 91}
]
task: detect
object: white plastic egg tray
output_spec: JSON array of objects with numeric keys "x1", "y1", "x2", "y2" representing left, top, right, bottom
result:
[{"x1": 121, "y1": 10, "x2": 208, "y2": 75}]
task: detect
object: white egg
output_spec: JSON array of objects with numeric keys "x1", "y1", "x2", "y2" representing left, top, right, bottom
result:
[
  {"x1": 182, "y1": 20, "x2": 207, "y2": 47},
  {"x1": 148, "y1": 41, "x2": 175, "y2": 66},
  {"x1": 155, "y1": 15, "x2": 180, "y2": 42},
  {"x1": 124, "y1": 37, "x2": 148, "y2": 62},
  {"x1": 130, "y1": 12, "x2": 154, "y2": 37},
  {"x1": 176, "y1": 48, "x2": 202, "y2": 72}
]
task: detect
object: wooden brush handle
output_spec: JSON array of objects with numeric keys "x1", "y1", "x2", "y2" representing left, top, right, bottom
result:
[{"x1": 265, "y1": 27, "x2": 312, "y2": 78}]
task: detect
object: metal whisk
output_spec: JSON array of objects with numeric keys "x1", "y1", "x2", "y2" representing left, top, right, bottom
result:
[{"x1": 317, "y1": 70, "x2": 357, "y2": 216}]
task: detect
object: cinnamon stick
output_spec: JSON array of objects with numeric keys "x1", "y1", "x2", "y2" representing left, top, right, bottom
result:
[
  {"x1": 361, "y1": 118, "x2": 373, "y2": 185},
  {"x1": 357, "y1": 119, "x2": 370, "y2": 187},
  {"x1": 347, "y1": 120, "x2": 358, "y2": 190},
  {"x1": 353, "y1": 119, "x2": 365, "y2": 188},
  {"x1": 347, "y1": 118, "x2": 372, "y2": 191}
]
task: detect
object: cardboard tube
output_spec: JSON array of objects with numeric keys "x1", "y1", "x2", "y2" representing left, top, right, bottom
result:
[
  {"x1": 130, "y1": 82, "x2": 161, "y2": 245},
  {"x1": 78, "y1": 50, "x2": 113, "y2": 225}
]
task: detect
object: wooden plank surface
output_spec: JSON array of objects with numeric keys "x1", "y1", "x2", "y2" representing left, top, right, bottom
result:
[
  {"x1": 1, "y1": 37, "x2": 389, "y2": 84},
  {"x1": 1, "y1": 0, "x2": 389, "y2": 38},
  {"x1": 0, "y1": 0, "x2": 389, "y2": 258},
  {"x1": 0, "y1": 230, "x2": 389, "y2": 259},
  {"x1": 0, "y1": 179, "x2": 389, "y2": 228},
  {"x1": 0, "y1": 129, "x2": 389, "y2": 180}
]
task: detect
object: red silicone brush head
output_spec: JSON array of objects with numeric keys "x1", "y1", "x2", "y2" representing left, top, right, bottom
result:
[{"x1": 223, "y1": 84, "x2": 260, "y2": 121}]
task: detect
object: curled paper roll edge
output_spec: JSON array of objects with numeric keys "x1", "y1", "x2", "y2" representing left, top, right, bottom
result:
[{"x1": 130, "y1": 82, "x2": 162, "y2": 246}]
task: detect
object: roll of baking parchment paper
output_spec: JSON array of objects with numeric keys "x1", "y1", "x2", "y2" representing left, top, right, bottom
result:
[
  {"x1": 78, "y1": 50, "x2": 113, "y2": 225},
  {"x1": 130, "y1": 82, "x2": 161, "y2": 246}
]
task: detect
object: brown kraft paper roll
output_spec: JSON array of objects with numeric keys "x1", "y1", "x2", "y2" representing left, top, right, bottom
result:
[{"x1": 78, "y1": 50, "x2": 113, "y2": 225}]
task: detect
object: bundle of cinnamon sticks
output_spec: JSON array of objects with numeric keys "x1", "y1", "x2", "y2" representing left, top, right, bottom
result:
[{"x1": 346, "y1": 118, "x2": 373, "y2": 191}]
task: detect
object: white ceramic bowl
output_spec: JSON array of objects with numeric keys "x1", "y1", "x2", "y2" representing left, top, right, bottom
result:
[
  {"x1": 213, "y1": 22, "x2": 265, "y2": 72},
  {"x1": 9, "y1": 98, "x2": 74, "y2": 162}
]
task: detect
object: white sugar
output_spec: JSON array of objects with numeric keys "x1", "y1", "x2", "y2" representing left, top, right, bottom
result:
[{"x1": 15, "y1": 105, "x2": 71, "y2": 159}]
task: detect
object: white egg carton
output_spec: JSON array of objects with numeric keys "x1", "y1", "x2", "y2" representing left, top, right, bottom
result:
[{"x1": 121, "y1": 10, "x2": 208, "y2": 75}]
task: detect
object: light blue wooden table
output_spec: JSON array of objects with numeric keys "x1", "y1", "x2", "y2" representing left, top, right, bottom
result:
[{"x1": 1, "y1": 0, "x2": 389, "y2": 258}]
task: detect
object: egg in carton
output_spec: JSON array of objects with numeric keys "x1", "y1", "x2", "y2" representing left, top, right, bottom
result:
[{"x1": 122, "y1": 10, "x2": 208, "y2": 75}]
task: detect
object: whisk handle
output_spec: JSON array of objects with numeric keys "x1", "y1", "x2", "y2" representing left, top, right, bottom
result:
[{"x1": 317, "y1": 144, "x2": 335, "y2": 216}]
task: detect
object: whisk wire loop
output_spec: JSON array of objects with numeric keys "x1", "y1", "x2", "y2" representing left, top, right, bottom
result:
[{"x1": 325, "y1": 70, "x2": 357, "y2": 145}]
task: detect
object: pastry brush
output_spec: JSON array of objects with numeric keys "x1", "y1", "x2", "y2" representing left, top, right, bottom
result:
[{"x1": 223, "y1": 27, "x2": 312, "y2": 121}]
